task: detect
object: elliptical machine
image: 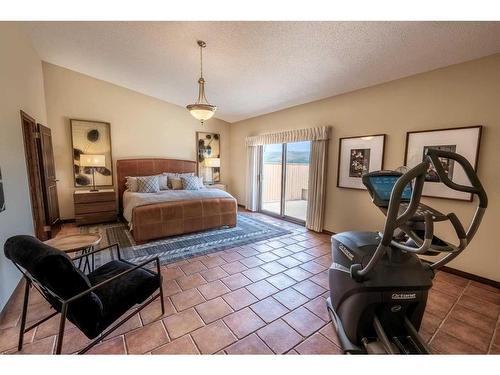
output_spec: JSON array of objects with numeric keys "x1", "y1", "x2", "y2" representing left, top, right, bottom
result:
[{"x1": 326, "y1": 149, "x2": 488, "y2": 354}]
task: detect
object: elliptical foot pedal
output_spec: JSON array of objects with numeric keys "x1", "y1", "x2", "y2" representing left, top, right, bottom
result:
[{"x1": 392, "y1": 336, "x2": 422, "y2": 354}]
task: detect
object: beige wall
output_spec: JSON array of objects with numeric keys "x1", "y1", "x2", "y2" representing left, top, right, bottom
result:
[
  {"x1": 0, "y1": 23, "x2": 48, "y2": 310},
  {"x1": 229, "y1": 54, "x2": 500, "y2": 282},
  {"x1": 42, "y1": 63, "x2": 231, "y2": 219}
]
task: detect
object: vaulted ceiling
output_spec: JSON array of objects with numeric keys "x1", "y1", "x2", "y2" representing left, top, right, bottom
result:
[{"x1": 24, "y1": 21, "x2": 500, "y2": 122}]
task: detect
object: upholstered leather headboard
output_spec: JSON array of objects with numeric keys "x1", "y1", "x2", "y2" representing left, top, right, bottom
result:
[{"x1": 116, "y1": 158, "x2": 197, "y2": 212}]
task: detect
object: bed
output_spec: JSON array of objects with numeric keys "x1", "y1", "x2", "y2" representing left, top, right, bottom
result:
[{"x1": 116, "y1": 158, "x2": 237, "y2": 243}]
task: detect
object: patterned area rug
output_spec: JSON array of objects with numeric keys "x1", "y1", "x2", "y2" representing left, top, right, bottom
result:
[{"x1": 89, "y1": 213, "x2": 291, "y2": 267}]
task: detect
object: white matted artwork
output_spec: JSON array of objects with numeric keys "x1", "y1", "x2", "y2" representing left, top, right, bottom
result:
[
  {"x1": 337, "y1": 134, "x2": 386, "y2": 190},
  {"x1": 404, "y1": 126, "x2": 482, "y2": 201}
]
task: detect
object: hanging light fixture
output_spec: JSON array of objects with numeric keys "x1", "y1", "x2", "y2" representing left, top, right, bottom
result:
[{"x1": 186, "y1": 40, "x2": 217, "y2": 124}]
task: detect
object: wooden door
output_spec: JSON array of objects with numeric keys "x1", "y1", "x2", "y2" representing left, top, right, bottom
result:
[
  {"x1": 20, "y1": 111, "x2": 48, "y2": 240},
  {"x1": 37, "y1": 123, "x2": 60, "y2": 228}
]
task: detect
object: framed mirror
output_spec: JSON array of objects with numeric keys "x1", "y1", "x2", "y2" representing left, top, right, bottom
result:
[
  {"x1": 196, "y1": 132, "x2": 220, "y2": 185},
  {"x1": 70, "y1": 119, "x2": 113, "y2": 188}
]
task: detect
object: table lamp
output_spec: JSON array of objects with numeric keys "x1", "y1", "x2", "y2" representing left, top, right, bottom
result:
[
  {"x1": 204, "y1": 157, "x2": 220, "y2": 185},
  {"x1": 80, "y1": 154, "x2": 105, "y2": 192}
]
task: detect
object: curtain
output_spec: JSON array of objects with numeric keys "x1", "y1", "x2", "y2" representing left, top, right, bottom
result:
[
  {"x1": 245, "y1": 145, "x2": 262, "y2": 211},
  {"x1": 245, "y1": 126, "x2": 329, "y2": 146},
  {"x1": 306, "y1": 139, "x2": 328, "y2": 232}
]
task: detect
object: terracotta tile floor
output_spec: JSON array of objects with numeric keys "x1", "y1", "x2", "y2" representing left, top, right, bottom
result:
[{"x1": 1, "y1": 212, "x2": 499, "y2": 354}]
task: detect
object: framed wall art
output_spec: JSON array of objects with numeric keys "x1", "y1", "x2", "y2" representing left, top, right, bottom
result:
[
  {"x1": 196, "y1": 132, "x2": 221, "y2": 185},
  {"x1": 70, "y1": 119, "x2": 113, "y2": 188},
  {"x1": 337, "y1": 134, "x2": 386, "y2": 190},
  {"x1": 404, "y1": 125, "x2": 482, "y2": 201}
]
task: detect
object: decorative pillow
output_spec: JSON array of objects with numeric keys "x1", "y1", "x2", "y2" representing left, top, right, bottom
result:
[
  {"x1": 125, "y1": 176, "x2": 139, "y2": 192},
  {"x1": 158, "y1": 174, "x2": 169, "y2": 190},
  {"x1": 197, "y1": 176, "x2": 204, "y2": 187},
  {"x1": 181, "y1": 175, "x2": 204, "y2": 190},
  {"x1": 164, "y1": 172, "x2": 194, "y2": 189},
  {"x1": 136, "y1": 175, "x2": 160, "y2": 193},
  {"x1": 170, "y1": 177, "x2": 183, "y2": 190}
]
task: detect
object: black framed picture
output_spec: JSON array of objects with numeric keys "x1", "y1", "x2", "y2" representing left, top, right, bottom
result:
[
  {"x1": 405, "y1": 126, "x2": 482, "y2": 201},
  {"x1": 337, "y1": 134, "x2": 386, "y2": 190}
]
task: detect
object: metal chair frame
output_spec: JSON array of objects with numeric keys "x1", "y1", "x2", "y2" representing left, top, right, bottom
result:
[{"x1": 14, "y1": 243, "x2": 165, "y2": 354}]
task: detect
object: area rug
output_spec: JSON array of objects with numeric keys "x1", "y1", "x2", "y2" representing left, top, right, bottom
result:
[{"x1": 90, "y1": 213, "x2": 291, "y2": 267}]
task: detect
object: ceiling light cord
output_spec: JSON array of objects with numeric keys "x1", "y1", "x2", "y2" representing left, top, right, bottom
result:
[{"x1": 200, "y1": 43, "x2": 203, "y2": 79}]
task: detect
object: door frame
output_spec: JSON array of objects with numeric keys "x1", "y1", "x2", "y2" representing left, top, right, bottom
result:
[
  {"x1": 258, "y1": 142, "x2": 306, "y2": 226},
  {"x1": 20, "y1": 110, "x2": 48, "y2": 240}
]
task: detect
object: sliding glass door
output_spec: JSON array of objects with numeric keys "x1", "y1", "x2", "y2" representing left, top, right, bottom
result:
[
  {"x1": 260, "y1": 141, "x2": 311, "y2": 223},
  {"x1": 261, "y1": 144, "x2": 283, "y2": 216}
]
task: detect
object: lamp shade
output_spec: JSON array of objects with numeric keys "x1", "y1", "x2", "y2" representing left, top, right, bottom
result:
[
  {"x1": 187, "y1": 104, "x2": 216, "y2": 122},
  {"x1": 80, "y1": 154, "x2": 105, "y2": 167},
  {"x1": 204, "y1": 157, "x2": 220, "y2": 168}
]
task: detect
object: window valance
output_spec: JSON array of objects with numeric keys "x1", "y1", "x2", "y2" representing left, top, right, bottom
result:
[{"x1": 245, "y1": 126, "x2": 330, "y2": 146}]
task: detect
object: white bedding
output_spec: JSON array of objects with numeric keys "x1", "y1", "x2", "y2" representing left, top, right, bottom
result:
[{"x1": 123, "y1": 188, "x2": 234, "y2": 226}]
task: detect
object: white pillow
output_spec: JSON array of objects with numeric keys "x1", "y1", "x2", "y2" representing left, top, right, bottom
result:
[
  {"x1": 197, "y1": 176, "x2": 205, "y2": 188},
  {"x1": 158, "y1": 174, "x2": 169, "y2": 190}
]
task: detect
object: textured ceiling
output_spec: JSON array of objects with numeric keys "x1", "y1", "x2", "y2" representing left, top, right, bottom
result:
[{"x1": 23, "y1": 21, "x2": 500, "y2": 123}]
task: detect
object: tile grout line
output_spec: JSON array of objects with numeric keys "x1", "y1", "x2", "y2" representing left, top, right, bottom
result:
[
  {"x1": 487, "y1": 308, "x2": 500, "y2": 354},
  {"x1": 428, "y1": 280, "x2": 470, "y2": 350}
]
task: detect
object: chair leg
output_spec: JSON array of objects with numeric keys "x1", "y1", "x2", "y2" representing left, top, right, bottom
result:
[
  {"x1": 156, "y1": 258, "x2": 165, "y2": 315},
  {"x1": 159, "y1": 283, "x2": 165, "y2": 315},
  {"x1": 55, "y1": 304, "x2": 67, "y2": 355},
  {"x1": 17, "y1": 278, "x2": 31, "y2": 351}
]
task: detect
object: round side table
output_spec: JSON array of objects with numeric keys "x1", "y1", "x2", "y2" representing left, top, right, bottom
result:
[{"x1": 45, "y1": 233, "x2": 102, "y2": 273}]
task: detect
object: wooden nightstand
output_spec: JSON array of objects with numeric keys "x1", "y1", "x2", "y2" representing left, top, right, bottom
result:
[
  {"x1": 205, "y1": 183, "x2": 227, "y2": 191},
  {"x1": 74, "y1": 189, "x2": 117, "y2": 226}
]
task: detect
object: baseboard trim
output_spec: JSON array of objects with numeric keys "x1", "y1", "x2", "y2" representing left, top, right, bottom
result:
[{"x1": 439, "y1": 265, "x2": 500, "y2": 289}]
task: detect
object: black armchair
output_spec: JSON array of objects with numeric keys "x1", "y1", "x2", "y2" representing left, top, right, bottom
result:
[{"x1": 4, "y1": 235, "x2": 165, "y2": 354}]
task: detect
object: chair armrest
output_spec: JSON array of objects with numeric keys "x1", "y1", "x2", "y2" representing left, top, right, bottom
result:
[
  {"x1": 65, "y1": 256, "x2": 161, "y2": 304},
  {"x1": 71, "y1": 243, "x2": 121, "y2": 261}
]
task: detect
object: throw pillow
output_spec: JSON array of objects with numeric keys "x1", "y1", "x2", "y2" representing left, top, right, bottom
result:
[
  {"x1": 181, "y1": 175, "x2": 203, "y2": 190},
  {"x1": 164, "y1": 172, "x2": 194, "y2": 189},
  {"x1": 170, "y1": 177, "x2": 183, "y2": 190},
  {"x1": 125, "y1": 176, "x2": 139, "y2": 192},
  {"x1": 158, "y1": 174, "x2": 169, "y2": 190},
  {"x1": 137, "y1": 175, "x2": 160, "y2": 193}
]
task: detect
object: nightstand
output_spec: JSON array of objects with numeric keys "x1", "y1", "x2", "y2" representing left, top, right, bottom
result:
[
  {"x1": 74, "y1": 189, "x2": 117, "y2": 226},
  {"x1": 205, "y1": 183, "x2": 227, "y2": 191}
]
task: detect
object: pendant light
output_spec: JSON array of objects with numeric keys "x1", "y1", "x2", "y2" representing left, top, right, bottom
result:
[{"x1": 186, "y1": 40, "x2": 217, "y2": 124}]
